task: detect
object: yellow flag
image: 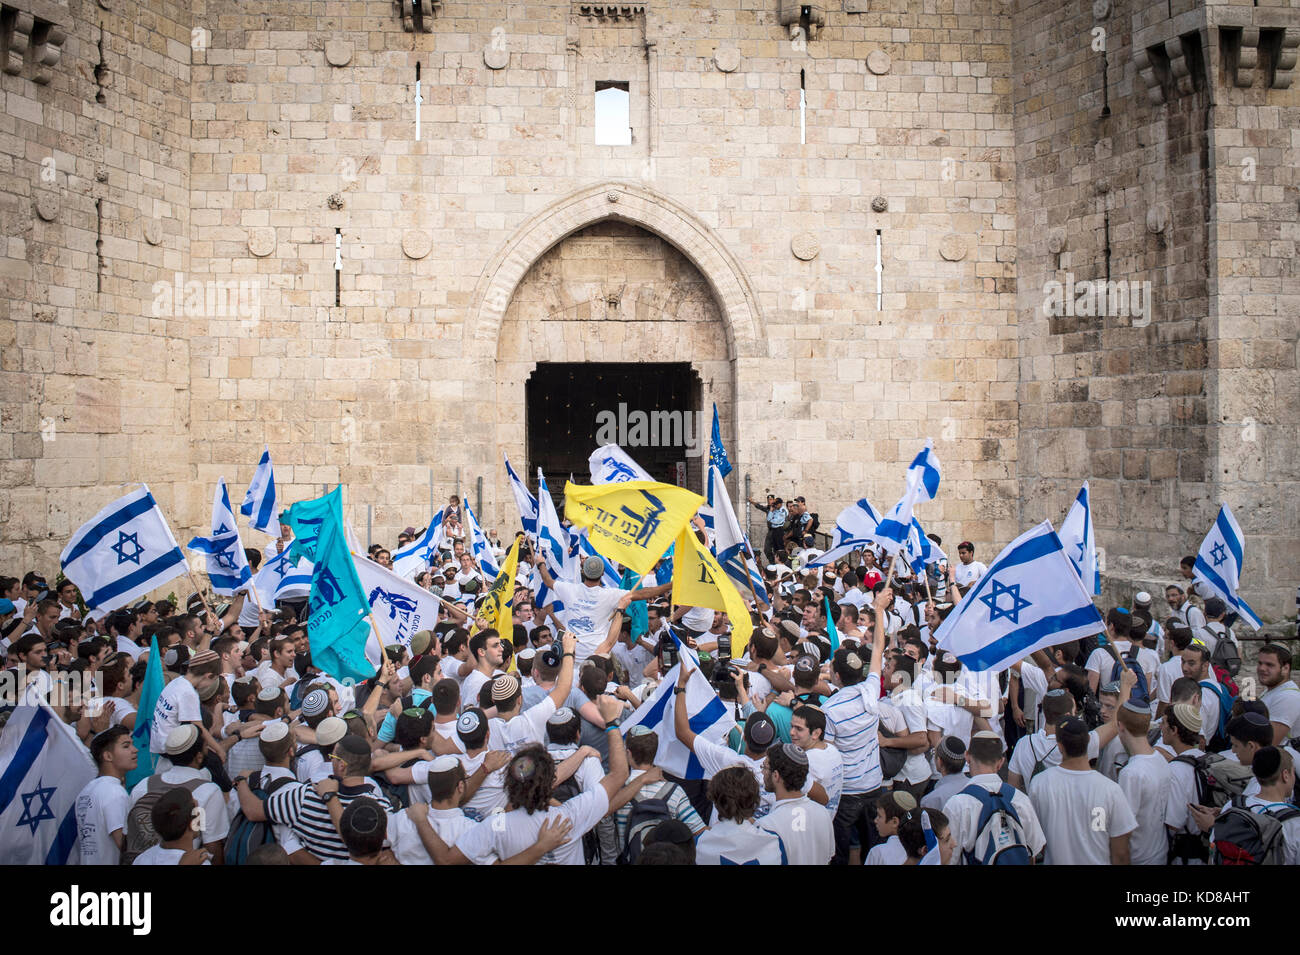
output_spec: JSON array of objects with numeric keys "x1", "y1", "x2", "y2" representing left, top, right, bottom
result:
[
  {"x1": 671, "y1": 526, "x2": 753, "y2": 658},
  {"x1": 478, "y1": 535, "x2": 521, "y2": 640},
  {"x1": 564, "y1": 480, "x2": 704, "y2": 575}
]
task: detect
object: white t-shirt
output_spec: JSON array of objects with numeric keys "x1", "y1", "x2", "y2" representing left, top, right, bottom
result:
[
  {"x1": 455, "y1": 787, "x2": 610, "y2": 865},
  {"x1": 865, "y1": 833, "x2": 908, "y2": 865},
  {"x1": 548, "y1": 581, "x2": 625, "y2": 663},
  {"x1": 1241, "y1": 796, "x2": 1300, "y2": 866},
  {"x1": 128, "y1": 766, "x2": 231, "y2": 845},
  {"x1": 1165, "y1": 747, "x2": 1206, "y2": 836},
  {"x1": 1085, "y1": 642, "x2": 1160, "y2": 690},
  {"x1": 953, "y1": 560, "x2": 987, "y2": 586},
  {"x1": 696, "y1": 818, "x2": 788, "y2": 865},
  {"x1": 1029, "y1": 766, "x2": 1137, "y2": 865},
  {"x1": 149, "y1": 678, "x2": 201, "y2": 754},
  {"x1": 1261, "y1": 681, "x2": 1300, "y2": 742},
  {"x1": 879, "y1": 689, "x2": 930, "y2": 785},
  {"x1": 439, "y1": 655, "x2": 468, "y2": 685},
  {"x1": 1008, "y1": 728, "x2": 1100, "y2": 785},
  {"x1": 74, "y1": 775, "x2": 129, "y2": 866},
  {"x1": 760, "y1": 796, "x2": 834, "y2": 865},
  {"x1": 460, "y1": 669, "x2": 492, "y2": 711},
  {"x1": 1156, "y1": 656, "x2": 1183, "y2": 705},
  {"x1": 1118, "y1": 752, "x2": 1173, "y2": 864},
  {"x1": 132, "y1": 845, "x2": 208, "y2": 865},
  {"x1": 802, "y1": 744, "x2": 844, "y2": 814},
  {"x1": 388, "y1": 806, "x2": 476, "y2": 865},
  {"x1": 116, "y1": 635, "x2": 144, "y2": 660}
]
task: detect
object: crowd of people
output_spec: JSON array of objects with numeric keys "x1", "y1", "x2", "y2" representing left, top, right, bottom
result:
[{"x1": 1, "y1": 490, "x2": 1296, "y2": 866}]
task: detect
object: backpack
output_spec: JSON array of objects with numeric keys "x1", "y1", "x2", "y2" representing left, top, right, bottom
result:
[
  {"x1": 223, "y1": 772, "x2": 295, "y2": 865},
  {"x1": 1027, "y1": 735, "x2": 1056, "y2": 782},
  {"x1": 1211, "y1": 797, "x2": 1300, "y2": 865},
  {"x1": 1174, "y1": 751, "x2": 1254, "y2": 811},
  {"x1": 1108, "y1": 646, "x2": 1151, "y2": 709},
  {"x1": 876, "y1": 725, "x2": 909, "y2": 781},
  {"x1": 1208, "y1": 626, "x2": 1240, "y2": 678},
  {"x1": 959, "y1": 782, "x2": 1032, "y2": 865},
  {"x1": 616, "y1": 783, "x2": 681, "y2": 865},
  {"x1": 122, "y1": 774, "x2": 209, "y2": 865},
  {"x1": 1199, "y1": 680, "x2": 1236, "y2": 752}
]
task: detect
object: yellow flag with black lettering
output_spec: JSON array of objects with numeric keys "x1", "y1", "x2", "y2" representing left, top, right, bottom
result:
[
  {"x1": 478, "y1": 535, "x2": 520, "y2": 641},
  {"x1": 564, "y1": 480, "x2": 704, "y2": 575},
  {"x1": 671, "y1": 526, "x2": 753, "y2": 658}
]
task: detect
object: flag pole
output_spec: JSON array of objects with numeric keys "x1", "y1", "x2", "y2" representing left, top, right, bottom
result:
[{"x1": 186, "y1": 569, "x2": 214, "y2": 619}]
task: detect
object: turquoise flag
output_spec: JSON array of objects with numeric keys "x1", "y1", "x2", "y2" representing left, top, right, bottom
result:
[
  {"x1": 824, "y1": 595, "x2": 840, "y2": 654},
  {"x1": 621, "y1": 567, "x2": 648, "y2": 640},
  {"x1": 285, "y1": 488, "x2": 374, "y2": 685},
  {"x1": 126, "y1": 635, "x2": 163, "y2": 789}
]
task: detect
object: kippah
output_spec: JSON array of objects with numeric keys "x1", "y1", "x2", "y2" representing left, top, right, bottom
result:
[
  {"x1": 1100, "y1": 680, "x2": 1121, "y2": 695},
  {"x1": 1252, "y1": 746, "x2": 1283, "y2": 780},
  {"x1": 628, "y1": 725, "x2": 654, "y2": 737},
  {"x1": 490, "y1": 674, "x2": 520, "y2": 702},
  {"x1": 745, "y1": 714, "x2": 776, "y2": 748},
  {"x1": 972, "y1": 730, "x2": 1001, "y2": 741},
  {"x1": 458, "y1": 711, "x2": 482, "y2": 734},
  {"x1": 257, "y1": 686, "x2": 281, "y2": 702},
  {"x1": 337, "y1": 733, "x2": 369, "y2": 756},
  {"x1": 547, "y1": 707, "x2": 576, "y2": 725},
  {"x1": 844, "y1": 652, "x2": 863, "y2": 670},
  {"x1": 1172, "y1": 702, "x2": 1203, "y2": 734},
  {"x1": 1057, "y1": 716, "x2": 1089, "y2": 738},
  {"x1": 518, "y1": 648, "x2": 537, "y2": 661},
  {"x1": 300, "y1": 688, "x2": 329, "y2": 717},
  {"x1": 188, "y1": 649, "x2": 219, "y2": 667},
  {"x1": 430, "y1": 754, "x2": 461, "y2": 773},
  {"x1": 1121, "y1": 699, "x2": 1152, "y2": 715},
  {"x1": 260, "y1": 720, "x2": 289, "y2": 743},
  {"x1": 938, "y1": 736, "x2": 967, "y2": 760},
  {"x1": 893, "y1": 790, "x2": 918, "y2": 812},
  {"x1": 163, "y1": 648, "x2": 179, "y2": 667},
  {"x1": 234, "y1": 674, "x2": 255, "y2": 685},
  {"x1": 342, "y1": 798, "x2": 384, "y2": 835},
  {"x1": 409, "y1": 631, "x2": 433, "y2": 656},
  {"x1": 794, "y1": 654, "x2": 818, "y2": 674},
  {"x1": 781, "y1": 742, "x2": 809, "y2": 766}
]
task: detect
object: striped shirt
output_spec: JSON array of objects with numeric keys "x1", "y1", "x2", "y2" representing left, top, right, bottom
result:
[
  {"x1": 823, "y1": 672, "x2": 883, "y2": 794},
  {"x1": 264, "y1": 780, "x2": 396, "y2": 861},
  {"x1": 612, "y1": 771, "x2": 705, "y2": 845}
]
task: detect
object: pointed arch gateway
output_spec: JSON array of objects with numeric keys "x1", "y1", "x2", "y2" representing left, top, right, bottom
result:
[{"x1": 469, "y1": 183, "x2": 767, "y2": 525}]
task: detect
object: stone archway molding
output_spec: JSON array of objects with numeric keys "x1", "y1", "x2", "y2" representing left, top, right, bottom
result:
[{"x1": 465, "y1": 181, "x2": 767, "y2": 361}]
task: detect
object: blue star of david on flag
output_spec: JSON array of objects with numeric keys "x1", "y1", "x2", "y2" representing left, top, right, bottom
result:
[
  {"x1": 1209, "y1": 541, "x2": 1228, "y2": 567},
  {"x1": 1075, "y1": 539, "x2": 1087, "y2": 563},
  {"x1": 111, "y1": 531, "x2": 144, "y2": 565},
  {"x1": 16, "y1": 779, "x2": 57, "y2": 834},
  {"x1": 980, "y1": 578, "x2": 1032, "y2": 625}
]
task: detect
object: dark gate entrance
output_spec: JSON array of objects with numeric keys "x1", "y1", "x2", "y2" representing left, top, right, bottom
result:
[{"x1": 526, "y1": 362, "x2": 703, "y2": 507}]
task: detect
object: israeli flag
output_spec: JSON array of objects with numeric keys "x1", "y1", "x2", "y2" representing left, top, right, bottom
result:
[
  {"x1": 1059, "y1": 481, "x2": 1101, "y2": 596},
  {"x1": 504, "y1": 452, "x2": 539, "y2": 539},
  {"x1": 919, "y1": 809, "x2": 942, "y2": 865},
  {"x1": 874, "y1": 440, "x2": 942, "y2": 556},
  {"x1": 906, "y1": 516, "x2": 947, "y2": 575},
  {"x1": 254, "y1": 546, "x2": 313, "y2": 601},
  {"x1": 1193, "y1": 503, "x2": 1263, "y2": 630},
  {"x1": 708, "y1": 464, "x2": 769, "y2": 604},
  {"x1": 461, "y1": 500, "x2": 500, "y2": 579},
  {"x1": 355, "y1": 554, "x2": 440, "y2": 652},
  {"x1": 240, "y1": 446, "x2": 278, "y2": 534},
  {"x1": 934, "y1": 520, "x2": 1105, "y2": 672},
  {"x1": 60, "y1": 485, "x2": 188, "y2": 615},
  {"x1": 187, "y1": 479, "x2": 253, "y2": 596},
  {"x1": 589, "y1": 444, "x2": 652, "y2": 485},
  {"x1": 621, "y1": 634, "x2": 737, "y2": 779},
  {"x1": 537, "y1": 469, "x2": 574, "y2": 580},
  {"x1": 392, "y1": 511, "x2": 445, "y2": 580},
  {"x1": 807, "y1": 497, "x2": 883, "y2": 569},
  {"x1": 709, "y1": 404, "x2": 733, "y2": 478},
  {"x1": 0, "y1": 703, "x2": 96, "y2": 864}
]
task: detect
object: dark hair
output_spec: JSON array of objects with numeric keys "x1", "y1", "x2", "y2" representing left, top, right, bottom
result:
[
  {"x1": 1057, "y1": 718, "x2": 1091, "y2": 759},
  {"x1": 1042, "y1": 689, "x2": 1076, "y2": 727},
  {"x1": 1183, "y1": 643, "x2": 1210, "y2": 666},
  {"x1": 151, "y1": 787, "x2": 197, "y2": 841},
  {"x1": 410, "y1": 655, "x2": 440, "y2": 687},
  {"x1": 636, "y1": 842, "x2": 693, "y2": 865},
  {"x1": 899, "y1": 809, "x2": 948, "y2": 860},
  {"x1": 426, "y1": 762, "x2": 466, "y2": 802},
  {"x1": 792, "y1": 705, "x2": 825, "y2": 741},
  {"x1": 1259, "y1": 644, "x2": 1293, "y2": 670},
  {"x1": 545, "y1": 709, "x2": 581, "y2": 746},
  {"x1": 967, "y1": 735, "x2": 1003, "y2": 768},
  {"x1": 338, "y1": 797, "x2": 388, "y2": 857},
  {"x1": 1169, "y1": 676, "x2": 1202, "y2": 705},
  {"x1": 1227, "y1": 713, "x2": 1273, "y2": 750},
  {"x1": 457, "y1": 708, "x2": 489, "y2": 750},
  {"x1": 579, "y1": 665, "x2": 606, "y2": 700},
  {"x1": 504, "y1": 745, "x2": 555, "y2": 814},
  {"x1": 626, "y1": 731, "x2": 659, "y2": 766},
  {"x1": 766, "y1": 745, "x2": 809, "y2": 792},
  {"x1": 254, "y1": 690, "x2": 285, "y2": 717},
  {"x1": 431, "y1": 678, "x2": 460, "y2": 716},
  {"x1": 707, "y1": 766, "x2": 760, "y2": 823},
  {"x1": 90, "y1": 724, "x2": 131, "y2": 765},
  {"x1": 395, "y1": 708, "x2": 434, "y2": 749},
  {"x1": 1180, "y1": 556, "x2": 1196, "y2": 570},
  {"x1": 468, "y1": 629, "x2": 498, "y2": 663},
  {"x1": 442, "y1": 630, "x2": 468, "y2": 657},
  {"x1": 1106, "y1": 608, "x2": 1131, "y2": 639}
]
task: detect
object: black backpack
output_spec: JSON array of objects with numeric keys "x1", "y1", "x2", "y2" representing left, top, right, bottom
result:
[
  {"x1": 1212, "y1": 797, "x2": 1300, "y2": 865},
  {"x1": 224, "y1": 773, "x2": 295, "y2": 865},
  {"x1": 1209, "y1": 628, "x2": 1241, "y2": 678},
  {"x1": 616, "y1": 784, "x2": 681, "y2": 865},
  {"x1": 1027, "y1": 735, "x2": 1056, "y2": 782}
]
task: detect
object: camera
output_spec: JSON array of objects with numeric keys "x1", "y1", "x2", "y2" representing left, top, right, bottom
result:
[
  {"x1": 658, "y1": 632, "x2": 678, "y2": 672},
  {"x1": 712, "y1": 633, "x2": 739, "y2": 700}
]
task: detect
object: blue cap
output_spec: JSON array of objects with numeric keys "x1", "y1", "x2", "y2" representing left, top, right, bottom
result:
[{"x1": 0, "y1": 599, "x2": 14, "y2": 615}]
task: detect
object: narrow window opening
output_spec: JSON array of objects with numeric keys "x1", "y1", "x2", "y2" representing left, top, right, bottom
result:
[
  {"x1": 799, "y1": 69, "x2": 806, "y2": 145},
  {"x1": 594, "y1": 81, "x2": 631, "y2": 145},
  {"x1": 334, "y1": 228, "x2": 342, "y2": 307}
]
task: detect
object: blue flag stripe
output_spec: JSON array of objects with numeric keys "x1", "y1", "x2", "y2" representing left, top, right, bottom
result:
[
  {"x1": 958, "y1": 605, "x2": 1103, "y2": 671},
  {"x1": 1214, "y1": 509, "x2": 1244, "y2": 570},
  {"x1": 46, "y1": 805, "x2": 81, "y2": 865},
  {"x1": 85, "y1": 547, "x2": 186, "y2": 609},
  {"x1": 955, "y1": 531, "x2": 1061, "y2": 610},
  {"x1": 1194, "y1": 555, "x2": 1261, "y2": 626},
  {"x1": 62, "y1": 492, "x2": 158, "y2": 566},
  {"x1": 0, "y1": 706, "x2": 53, "y2": 812}
]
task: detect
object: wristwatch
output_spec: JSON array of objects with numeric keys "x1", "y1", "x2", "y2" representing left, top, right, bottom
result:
[
  {"x1": 605, "y1": 719, "x2": 621, "y2": 732},
  {"x1": 321, "y1": 790, "x2": 340, "y2": 804},
  {"x1": 674, "y1": 686, "x2": 687, "y2": 696},
  {"x1": 562, "y1": 652, "x2": 575, "y2": 659}
]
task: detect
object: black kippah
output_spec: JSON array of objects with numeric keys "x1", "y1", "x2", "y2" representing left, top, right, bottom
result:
[{"x1": 1253, "y1": 746, "x2": 1283, "y2": 781}]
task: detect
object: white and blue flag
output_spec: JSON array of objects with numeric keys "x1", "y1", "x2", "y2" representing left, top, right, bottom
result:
[
  {"x1": 934, "y1": 520, "x2": 1105, "y2": 672},
  {"x1": 906, "y1": 516, "x2": 947, "y2": 575},
  {"x1": 256, "y1": 546, "x2": 312, "y2": 601},
  {"x1": 60, "y1": 485, "x2": 189, "y2": 615},
  {"x1": 187, "y1": 479, "x2": 253, "y2": 596},
  {"x1": 1059, "y1": 481, "x2": 1101, "y2": 596},
  {"x1": 589, "y1": 444, "x2": 652, "y2": 485},
  {"x1": 874, "y1": 440, "x2": 942, "y2": 556},
  {"x1": 621, "y1": 636, "x2": 737, "y2": 779},
  {"x1": 708, "y1": 464, "x2": 769, "y2": 605},
  {"x1": 462, "y1": 500, "x2": 501, "y2": 579},
  {"x1": 1193, "y1": 503, "x2": 1262, "y2": 630},
  {"x1": 709, "y1": 403, "x2": 733, "y2": 478},
  {"x1": 0, "y1": 703, "x2": 96, "y2": 864},
  {"x1": 240, "y1": 445, "x2": 278, "y2": 534},
  {"x1": 569, "y1": 528, "x2": 622, "y2": 589},
  {"x1": 536, "y1": 469, "x2": 573, "y2": 579},
  {"x1": 354, "y1": 554, "x2": 440, "y2": 652},
  {"x1": 504, "y1": 452, "x2": 539, "y2": 540},
  {"x1": 807, "y1": 498, "x2": 883, "y2": 569},
  {"x1": 392, "y1": 511, "x2": 446, "y2": 580}
]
